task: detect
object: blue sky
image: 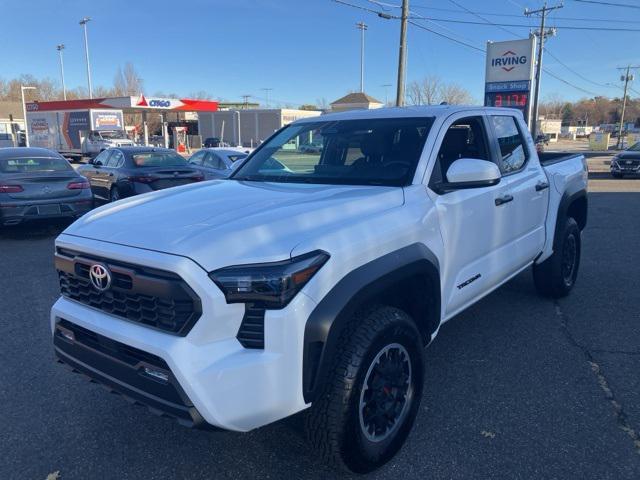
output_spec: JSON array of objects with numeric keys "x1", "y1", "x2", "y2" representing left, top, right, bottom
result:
[{"x1": 1, "y1": 0, "x2": 638, "y2": 106}]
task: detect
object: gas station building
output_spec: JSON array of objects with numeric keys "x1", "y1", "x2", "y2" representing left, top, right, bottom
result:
[{"x1": 25, "y1": 95, "x2": 220, "y2": 148}]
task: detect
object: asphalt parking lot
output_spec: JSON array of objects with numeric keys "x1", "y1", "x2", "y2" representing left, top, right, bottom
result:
[{"x1": 1, "y1": 173, "x2": 639, "y2": 479}]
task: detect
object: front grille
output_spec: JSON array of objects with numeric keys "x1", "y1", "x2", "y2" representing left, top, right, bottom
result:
[
  {"x1": 56, "y1": 249, "x2": 201, "y2": 336},
  {"x1": 237, "y1": 304, "x2": 265, "y2": 349}
]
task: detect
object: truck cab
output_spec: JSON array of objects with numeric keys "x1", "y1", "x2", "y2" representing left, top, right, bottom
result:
[{"x1": 82, "y1": 130, "x2": 134, "y2": 156}]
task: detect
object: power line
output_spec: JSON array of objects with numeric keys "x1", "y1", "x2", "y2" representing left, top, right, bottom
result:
[
  {"x1": 447, "y1": 0, "x2": 520, "y2": 37},
  {"x1": 410, "y1": 5, "x2": 640, "y2": 23},
  {"x1": 405, "y1": 16, "x2": 640, "y2": 31},
  {"x1": 568, "y1": 0, "x2": 640, "y2": 9},
  {"x1": 543, "y1": 48, "x2": 618, "y2": 89},
  {"x1": 407, "y1": 20, "x2": 484, "y2": 52}
]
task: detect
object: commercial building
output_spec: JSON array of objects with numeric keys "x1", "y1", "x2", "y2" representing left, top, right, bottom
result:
[
  {"x1": 0, "y1": 101, "x2": 25, "y2": 144},
  {"x1": 198, "y1": 108, "x2": 321, "y2": 147},
  {"x1": 25, "y1": 95, "x2": 219, "y2": 147},
  {"x1": 330, "y1": 92, "x2": 384, "y2": 112},
  {"x1": 536, "y1": 116, "x2": 562, "y2": 142}
]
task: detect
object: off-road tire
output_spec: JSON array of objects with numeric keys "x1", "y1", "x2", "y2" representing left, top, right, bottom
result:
[
  {"x1": 533, "y1": 217, "x2": 581, "y2": 298},
  {"x1": 305, "y1": 305, "x2": 424, "y2": 473}
]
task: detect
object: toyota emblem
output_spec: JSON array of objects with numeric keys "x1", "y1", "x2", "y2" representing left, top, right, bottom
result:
[{"x1": 89, "y1": 264, "x2": 112, "y2": 292}]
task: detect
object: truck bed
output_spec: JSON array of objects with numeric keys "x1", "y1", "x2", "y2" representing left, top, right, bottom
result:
[{"x1": 538, "y1": 152, "x2": 585, "y2": 167}]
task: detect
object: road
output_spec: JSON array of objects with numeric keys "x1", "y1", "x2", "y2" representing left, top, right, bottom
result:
[{"x1": 1, "y1": 173, "x2": 639, "y2": 479}]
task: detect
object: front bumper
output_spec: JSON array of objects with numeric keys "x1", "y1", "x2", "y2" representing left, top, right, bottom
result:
[
  {"x1": 51, "y1": 234, "x2": 316, "y2": 432},
  {"x1": 611, "y1": 161, "x2": 640, "y2": 175},
  {"x1": 1, "y1": 198, "x2": 93, "y2": 226}
]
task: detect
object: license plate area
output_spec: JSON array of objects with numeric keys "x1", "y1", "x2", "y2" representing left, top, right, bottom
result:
[{"x1": 38, "y1": 204, "x2": 61, "y2": 215}]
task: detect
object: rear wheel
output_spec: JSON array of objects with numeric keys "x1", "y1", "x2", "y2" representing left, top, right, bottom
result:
[
  {"x1": 306, "y1": 306, "x2": 424, "y2": 473},
  {"x1": 533, "y1": 217, "x2": 581, "y2": 298}
]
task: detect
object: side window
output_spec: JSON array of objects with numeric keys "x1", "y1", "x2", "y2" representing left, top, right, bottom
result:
[
  {"x1": 205, "y1": 154, "x2": 224, "y2": 169},
  {"x1": 93, "y1": 150, "x2": 111, "y2": 166},
  {"x1": 430, "y1": 116, "x2": 491, "y2": 186},
  {"x1": 107, "y1": 150, "x2": 124, "y2": 168},
  {"x1": 189, "y1": 151, "x2": 206, "y2": 166},
  {"x1": 491, "y1": 116, "x2": 528, "y2": 174}
]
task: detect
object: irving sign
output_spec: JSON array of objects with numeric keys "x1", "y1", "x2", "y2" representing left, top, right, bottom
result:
[{"x1": 484, "y1": 37, "x2": 536, "y2": 125}]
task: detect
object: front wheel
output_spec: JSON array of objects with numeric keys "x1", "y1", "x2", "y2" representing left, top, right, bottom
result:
[
  {"x1": 533, "y1": 217, "x2": 581, "y2": 298},
  {"x1": 305, "y1": 306, "x2": 424, "y2": 473}
]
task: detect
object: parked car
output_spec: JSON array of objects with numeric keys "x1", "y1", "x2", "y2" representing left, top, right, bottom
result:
[
  {"x1": 299, "y1": 141, "x2": 323, "y2": 154},
  {"x1": 51, "y1": 106, "x2": 587, "y2": 473},
  {"x1": 188, "y1": 148, "x2": 249, "y2": 179},
  {"x1": 0, "y1": 132, "x2": 16, "y2": 148},
  {"x1": 77, "y1": 147, "x2": 204, "y2": 203},
  {"x1": 203, "y1": 137, "x2": 231, "y2": 148},
  {"x1": 0, "y1": 147, "x2": 93, "y2": 226},
  {"x1": 610, "y1": 141, "x2": 640, "y2": 178}
]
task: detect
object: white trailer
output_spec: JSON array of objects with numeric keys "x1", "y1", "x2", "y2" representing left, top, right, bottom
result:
[{"x1": 26, "y1": 108, "x2": 133, "y2": 159}]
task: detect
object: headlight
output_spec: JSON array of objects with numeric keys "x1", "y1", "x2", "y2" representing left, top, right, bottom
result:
[{"x1": 209, "y1": 250, "x2": 329, "y2": 309}]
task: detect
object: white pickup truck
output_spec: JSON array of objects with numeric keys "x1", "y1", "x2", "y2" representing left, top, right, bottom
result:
[{"x1": 51, "y1": 106, "x2": 588, "y2": 473}]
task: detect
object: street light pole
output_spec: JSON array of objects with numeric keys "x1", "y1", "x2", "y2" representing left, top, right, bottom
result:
[
  {"x1": 79, "y1": 17, "x2": 93, "y2": 99},
  {"x1": 56, "y1": 44, "x2": 67, "y2": 100},
  {"x1": 21, "y1": 85, "x2": 36, "y2": 147},
  {"x1": 356, "y1": 21, "x2": 368, "y2": 93},
  {"x1": 396, "y1": 0, "x2": 409, "y2": 106}
]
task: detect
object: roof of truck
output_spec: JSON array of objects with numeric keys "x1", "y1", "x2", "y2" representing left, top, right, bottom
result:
[{"x1": 295, "y1": 105, "x2": 523, "y2": 123}]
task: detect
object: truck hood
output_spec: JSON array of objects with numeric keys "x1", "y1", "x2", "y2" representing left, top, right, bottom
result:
[{"x1": 63, "y1": 180, "x2": 404, "y2": 271}]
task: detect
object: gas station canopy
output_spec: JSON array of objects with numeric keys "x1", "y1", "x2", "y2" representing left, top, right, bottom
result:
[{"x1": 25, "y1": 95, "x2": 219, "y2": 114}]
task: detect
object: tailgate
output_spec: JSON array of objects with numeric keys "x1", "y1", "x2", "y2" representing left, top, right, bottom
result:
[{"x1": 1, "y1": 174, "x2": 82, "y2": 200}]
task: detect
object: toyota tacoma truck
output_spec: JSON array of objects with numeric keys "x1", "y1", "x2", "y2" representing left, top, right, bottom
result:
[{"x1": 51, "y1": 106, "x2": 588, "y2": 473}]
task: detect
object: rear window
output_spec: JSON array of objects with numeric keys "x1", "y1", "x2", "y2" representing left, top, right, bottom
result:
[
  {"x1": 131, "y1": 152, "x2": 188, "y2": 168},
  {"x1": 0, "y1": 156, "x2": 72, "y2": 173}
]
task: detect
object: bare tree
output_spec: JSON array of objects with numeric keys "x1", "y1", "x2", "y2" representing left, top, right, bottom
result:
[
  {"x1": 114, "y1": 63, "x2": 144, "y2": 96},
  {"x1": 406, "y1": 76, "x2": 472, "y2": 106},
  {"x1": 439, "y1": 83, "x2": 473, "y2": 105}
]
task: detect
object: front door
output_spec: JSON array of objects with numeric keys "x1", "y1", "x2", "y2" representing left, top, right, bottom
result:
[{"x1": 427, "y1": 114, "x2": 514, "y2": 319}]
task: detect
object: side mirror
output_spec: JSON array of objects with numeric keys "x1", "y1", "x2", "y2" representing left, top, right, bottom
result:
[
  {"x1": 439, "y1": 158, "x2": 501, "y2": 191},
  {"x1": 92, "y1": 160, "x2": 102, "y2": 167}
]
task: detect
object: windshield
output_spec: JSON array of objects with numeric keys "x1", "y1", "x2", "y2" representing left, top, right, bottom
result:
[
  {"x1": 232, "y1": 117, "x2": 434, "y2": 186},
  {"x1": 99, "y1": 130, "x2": 128, "y2": 139},
  {"x1": 132, "y1": 151, "x2": 188, "y2": 167},
  {"x1": 628, "y1": 142, "x2": 640, "y2": 152},
  {"x1": 0, "y1": 156, "x2": 72, "y2": 173}
]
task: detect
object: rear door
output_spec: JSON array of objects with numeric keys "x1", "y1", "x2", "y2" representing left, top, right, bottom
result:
[
  {"x1": 427, "y1": 113, "x2": 514, "y2": 318},
  {"x1": 488, "y1": 114, "x2": 549, "y2": 268},
  {"x1": 85, "y1": 150, "x2": 112, "y2": 200}
]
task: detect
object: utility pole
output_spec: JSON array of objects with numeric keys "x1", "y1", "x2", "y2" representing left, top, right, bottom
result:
[
  {"x1": 525, "y1": 2, "x2": 562, "y2": 139},
  {"x1": 396, "y1": 0, "x2": 409, "y2": 106},
  {"x1": 241, "y1": 94, "x2": 251, "y2": 109},
  {"x1": 356, "y1": 21, "x2": 368, "y2": 92},
  {"x1": 56, "y1": 44, "x2": 67, "y2": 100},
  {"x1": 261, "y1": 88, "x2": 273, "y2": 108},
  {"x1": 79, "y1": 17, "x2": 93, "y2": 98},
  {"x1": 616, "y1": 66, "x2": 638, "y2": 149}
]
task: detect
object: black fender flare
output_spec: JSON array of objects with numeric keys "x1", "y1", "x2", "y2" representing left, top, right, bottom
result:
[
  {"x1": 302, "y1": 243, "x2": 441, "y2": 403},
  {"x1": 555, "y1": 186, "x2": 588, "y2": 243}
]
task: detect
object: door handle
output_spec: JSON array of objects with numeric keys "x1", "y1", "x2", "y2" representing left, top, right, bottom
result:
[
  {"x1": 535, "y1": 181, "x2": 550, "y2": 191},
  {"x1": 495, "y1": 194, "x2": 514, "y2": 206}
]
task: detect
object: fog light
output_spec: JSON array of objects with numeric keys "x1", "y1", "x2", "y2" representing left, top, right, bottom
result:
[{"x1": 143, "y1": 366, "x2": 169, "y2": 383}]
